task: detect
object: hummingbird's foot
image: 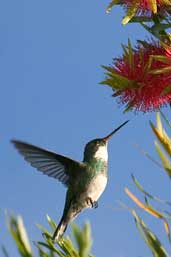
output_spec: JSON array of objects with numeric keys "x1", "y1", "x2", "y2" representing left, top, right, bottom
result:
[
  {"x1": 92, "y1": 201, "x2": 98, "y2": 209},
  {"x1": 86, "y1": 197, "x2": 98, "y2": 209}
]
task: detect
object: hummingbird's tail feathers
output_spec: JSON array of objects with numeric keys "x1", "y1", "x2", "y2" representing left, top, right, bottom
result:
[
  {"x1": 52, "y1": 218, "x2": 68, "y2": 242},
  {"x1": 52, "y1": 200, "x2": 84, "y2": 242}
]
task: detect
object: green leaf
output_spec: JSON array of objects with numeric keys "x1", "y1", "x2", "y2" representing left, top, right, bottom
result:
[
  {"x1": 131, "y1": 210, "x2": 169, "y2": 257},
  {"x1": 154, "y1": 141, "x2": 171, "y2": 177},
  {"x1": 36, "y1": 224, "x2": 52, "y2": 240},
  {"x1": 140, "y1": 22, "x2": 161, "y2": 40},
  {"x1": 128, "y1": 39, "x2": 134, "y2": 69},
  {"x1": 123, "y1": 102, "x2": 134, "y2": 113},
  {"x1": 125, "y1": 187, "x2": 163, "y2": 219},
  {"x1": 134, "y1": 142, "x2": 163, "y2": 170},
  {"x1": 149, "y1": 55, "x2": 171, "y2": 65},
  {"x1": 131, "y1": 174, "x2": 171, "y2": 206},
  {"x1": 149, "y1": 66, "x2": 171, "y2": 75},
  {"x1": 58, "y1": 237, "x2": 79, "y2": 257},
  {"x1": 72, "y1": 223, "x2": 92, "y2": 257},
  {"x1": 161, "y1": 85, "x2": 171, "y2": 96},
  {"x1": 106, "y1": 0, "x2": 121, "y2": 13},
  {"x1": 101, "y1": 65, "x2": 113, "y2": 73},
  {"x1": 129, "y1": 16, "x2": 153, "y2": 23},
  {"x1": 4, "y1": 214, "x2": 95, "y2": 257},
  {"x1": 17, "y1": 216, "x2": 32, "y2": 254},
  {"x1": 46, "y1": 215, "x2": 56, "y2": 231},
  {"x1": 37, "y1": 241, "x2": 64, "y2": 256},
  {"x1": 8, "y1": 215, "x2": 33, "y2": 257},
  {"x1": 122, "y1": 4, "x2": 138, "y2": 25},
  {"x1": 101, "y1": 72, "x2": 131, "y2": 90},
  {"x1": 35, "y1": 242, "x2": 62, "y2": 257},
  {"x1": 150, "y1": 121, "x2": 171, "y2": 156},
  {"x1": 156, "y1": 112, "x2": 163, "y2": 133}
]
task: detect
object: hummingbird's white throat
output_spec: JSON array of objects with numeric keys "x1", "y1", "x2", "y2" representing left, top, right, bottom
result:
[{"x1": 94, "y1": 145, "x2": 108, "y2": 161}]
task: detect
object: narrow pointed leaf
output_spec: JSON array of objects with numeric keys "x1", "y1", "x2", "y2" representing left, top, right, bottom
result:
[
  {"x1": 154, "y1": 141, "x2": 171, "y2": 177},
  {"x1": 122, "y1": 4, "x2": 138, "y2": 25},
  {"x1": 149, "y1": 66, "x2": 171, "y2": 75},
  {"x1": 46, "y1": 215, "x2": 56, "y2": 231},
  {"x1": 129, "y1": 16, "x2": 153, "y2": 23},
  {"x1": 134, "y1": 143, "x2": 163, "y2": 170},
  {"x1": 150, "y1": 55, "x2": 171, "y2": 65},
  {"x1": 150, "y1": 121, "x2": 171, "y2": 156},
  {"x1": 131, "y1": 174, "x2": 171, "y2": 205},
  {"x1": 130, "y1": 210, "x2": 169, "y2": 257},
  {"x1": 101, "y1": 65, "x2": 113, "y2": 73},
  {"x1": 156, "y1": 112, "x2": 163, "y2": 133},
  {"x1": 161, "y1": 84, "x2": 171, "y2": 96},
  {"x1": 17, "y1": 216, "x2": 32, "y2": 254},
  {"x1": 36, "y1": 224, "x2": 52, "y2": 239},
  {"x1": 37, "y1": 241, "x2": 66, "y2": 256},
  {"x1": 72, "y1": 223, "x2": 92, "y2": 257},
  {"x1": 126, "y1": 188, "x2": 171, "y2": 243},
  {"x1": 36, "y1": 245, "x2": 52, "y2": 257},
  {"x1": 163, "y1": 221, "x2": 171, "y2": 242},
  {"x1": 123, "y1": 102, "x2": 134, "y2": 113},
  {"x1": 8, "y1": 215, "x2": 33, "y2": 257},
  {"x1": 58, "y1": 237, "x2": 79, "y2": 257},
  {"x1": 125, "y1": 188, "x2": 162, "y2": 218},
  {"x1": 101, "y1": 72, "x2": 131, "y2": 90},
  {"x1": 128, "y1": 39, "x2": 134, "y2": 69},
  {"x1": 106, "y1": 0, "x2": 121, "y2": 13}
]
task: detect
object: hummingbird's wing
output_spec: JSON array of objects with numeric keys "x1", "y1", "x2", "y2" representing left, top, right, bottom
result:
[{"x1": 11, "y1": 140, "x2": 84, "y2": 187}]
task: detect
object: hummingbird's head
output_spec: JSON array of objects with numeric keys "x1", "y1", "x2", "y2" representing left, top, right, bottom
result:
[{"x1": 83, "y1": 120, "x2": 129, "y2": 162}]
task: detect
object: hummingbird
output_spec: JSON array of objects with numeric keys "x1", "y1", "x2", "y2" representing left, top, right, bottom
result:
[{"x1": 11, "y1": 120, "x2": 128, "y2": 242}]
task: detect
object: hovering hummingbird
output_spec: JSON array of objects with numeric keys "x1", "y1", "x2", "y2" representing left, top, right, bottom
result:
[{"x1": 11, "y1": 120, "x2": 128, "y2": 242}]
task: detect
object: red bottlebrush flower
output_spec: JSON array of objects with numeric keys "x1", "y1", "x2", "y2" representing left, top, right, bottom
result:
[
  {"x1": 106, "y1": 0, "x2": 171, "y2": 24},
  {"x1": 121, "y1": 0, "x2": 170, "y2": 14},
  {"x1": 101, "y1": 40, "x2": 171, "y2": 112}
]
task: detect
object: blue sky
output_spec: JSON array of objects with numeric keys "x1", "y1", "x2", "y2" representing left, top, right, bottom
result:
[{"x1": 1, "y1": 1, "x2": 171, "y2": 256}]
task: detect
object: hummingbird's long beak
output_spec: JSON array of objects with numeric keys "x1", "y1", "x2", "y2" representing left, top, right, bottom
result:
[{"x1": 103, "y1": 120, "x2": 129, "y2": 141}]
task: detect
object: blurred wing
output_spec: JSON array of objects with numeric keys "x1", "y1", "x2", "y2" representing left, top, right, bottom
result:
[{"x1": 11, "y1": 140, "x2": 83, "y2": 187}]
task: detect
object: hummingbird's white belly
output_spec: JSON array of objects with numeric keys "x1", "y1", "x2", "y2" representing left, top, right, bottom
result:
[{"x1": 85, "y1": 174, "x2": 107, "y2": 202}]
